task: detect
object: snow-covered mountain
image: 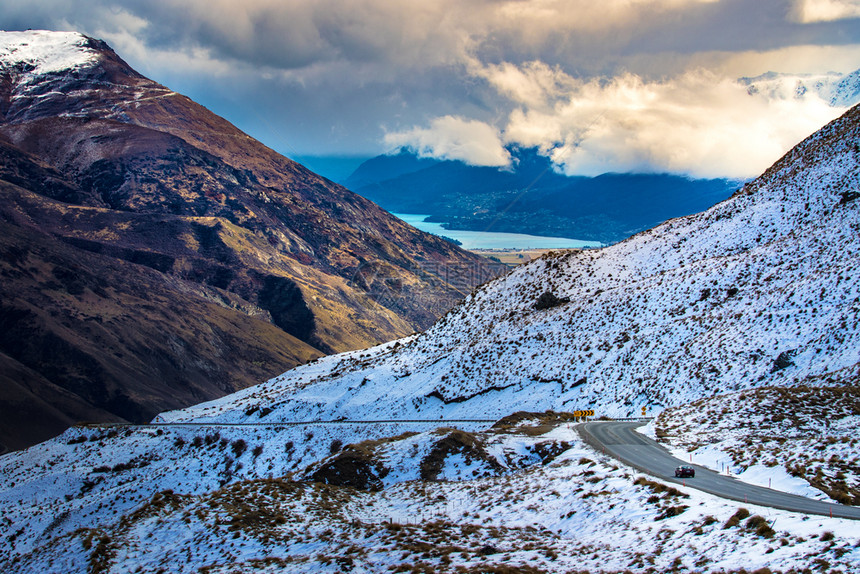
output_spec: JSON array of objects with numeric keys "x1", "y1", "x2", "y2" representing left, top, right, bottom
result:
[
  {"x1": 8, "y1": 413, "x2": 860, "y2": 572},
  {"x1": 3, "y1": 43, "x2": 860, "y2": 572},
  {"x1": 2, "y1": 94, "x2": 860, "y2": 574},
  {"x1": 168, "y1": 103, "x2": 860, "y2": 425},
  {"x1": 740, "y1": 68, "x2": 860, "y2": 107},
  {"x1": 829, "y1": 69, "x2": 860, "y2": 107}
]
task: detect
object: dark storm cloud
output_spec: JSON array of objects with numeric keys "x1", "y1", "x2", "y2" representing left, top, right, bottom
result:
[
  {"x1": 2, "y1": 1, "x2": 859, "y2": 172},
  {"x1": 11, "y1": 1, "x2": 857, "y2": 75}
]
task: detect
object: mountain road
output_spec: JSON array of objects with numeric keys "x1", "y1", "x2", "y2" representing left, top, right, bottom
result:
[
  {"x1": 578, "y1": 420, "x2": 860, "y2": 521},
  {"x1": 71, "y1": 418, "x2": 860, "y2": 520}
]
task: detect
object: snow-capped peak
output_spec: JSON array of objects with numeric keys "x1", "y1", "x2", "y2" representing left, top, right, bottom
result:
[
  {"x1": 739, "y1": 68, "x2": 860, "y2": 108},
  {"x1": 0, "y1": 30, "x2": 98, "y2": 77}
]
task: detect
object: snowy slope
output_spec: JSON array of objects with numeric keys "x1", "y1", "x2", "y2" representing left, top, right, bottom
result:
[
  {"x1": 831, "y1": 69, "x2": 860, "y2": 107},
  {"x1": 740, "y1": 68, "x2": 860, "y2": 107},
  {"x1": 2, "y1": 100, "x2": 860, "y2": 573},
  {"x1": 161, "y1": 104, "x2": 860, "y2": 426},
  {"x1": 3, "y1": 417, "x2": 860, "y2": 572}
]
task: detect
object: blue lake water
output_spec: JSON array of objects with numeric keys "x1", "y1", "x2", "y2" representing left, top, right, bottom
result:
[{"x1": 393, "y1": 213, "x2": 603, "y2": 250}]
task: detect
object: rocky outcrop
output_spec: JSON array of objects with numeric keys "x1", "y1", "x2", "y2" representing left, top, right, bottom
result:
[{"x1": 309, "y1": 449, "x2": 386, "y2": 491}]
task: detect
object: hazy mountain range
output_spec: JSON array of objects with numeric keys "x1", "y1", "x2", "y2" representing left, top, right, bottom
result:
[
  {"x1": 343, "y1": 68, "x2": 860, "y2": 246},
  {"x1": 346, "y1": 148, "x2": 742, "y2": 245}
]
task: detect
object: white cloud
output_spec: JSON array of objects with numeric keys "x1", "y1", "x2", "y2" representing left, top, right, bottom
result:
[
  {"x1": 2, "y1": 0, "x2": 858, "y2": 161},
  {"x1": 792, "y1": 0, "x2": 860, "y2": 22},
  {"x1": 494, "y1": 0, "x2": 720, "y2": 33},
  {"x1": 381, "y1": 58, "x2": 853, "y2": 177},
  {"x1": 383, "y1": 116, "x2": 511, "y2": 167},
  {"x1": 493, "y1": 66, "x2": 847, "y2": 178},
  {"x1": 470, "y1": 60, "x2": 578, "y2": 110}
]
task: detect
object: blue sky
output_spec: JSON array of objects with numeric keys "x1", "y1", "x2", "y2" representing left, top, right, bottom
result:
[{"x1": 3, "y1": 0, "x2": 860, "y2": 178}]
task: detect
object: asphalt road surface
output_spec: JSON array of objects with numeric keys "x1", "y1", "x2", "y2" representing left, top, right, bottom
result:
[{"x1": 578, "y1": 420, "x2": 860, "y2": 521}]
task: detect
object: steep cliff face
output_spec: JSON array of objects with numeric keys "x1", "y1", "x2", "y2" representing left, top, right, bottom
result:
[{"x1": 0, "y1": 31, "x2": 501, "y2": 450}]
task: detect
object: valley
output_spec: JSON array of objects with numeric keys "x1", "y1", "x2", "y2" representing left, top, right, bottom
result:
[
  {"x1": 2, "y1": 26, "x2": 860, "y2": 574},
  {"x1": 0, "y1": 31, "x2": 504, "y2": 450},
  {"x1": 469, "y1": 248, "x2": 560, "y2": 267},
  {"x1": 393, "y1": 213, "x2": 601, "y2": 250},
  {"x1": 347, "y1": 150, "x2": 742, "y2": 246}
]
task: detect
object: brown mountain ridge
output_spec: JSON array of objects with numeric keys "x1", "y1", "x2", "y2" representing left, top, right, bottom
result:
[{"x1": 0, "y1": 31, "x2": 501, "y2": 451}]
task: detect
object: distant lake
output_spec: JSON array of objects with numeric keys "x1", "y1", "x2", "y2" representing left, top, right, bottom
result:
[{"x1": 393, "y1": 213, "x2": 603, "y2": 250}]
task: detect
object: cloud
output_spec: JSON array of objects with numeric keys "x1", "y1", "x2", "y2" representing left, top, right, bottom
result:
[
  {"x1": 491, "y1": 0, "x2": 722, "y2": 38},
  {"x1": 92, "y1": 0, "x2": 476, "y2": 71},
  {"x1": 1, "y1": 0, "x2": 858, "y2": 166},
  {"x1": 94, "y1": 21, "x2": 237, "y2": 79},
  {"x1": 792, "y1": 0, "x2": 860, "y2": 22},
  {"x1": 2, "y1": 0, "x2": 828, "y2": 77},
  {"x1": 469, "y1": 60, "x2": 578, "y2": 110},
  {"x1": 494, "y1": 67, "x2": 845, "y2": 178},
  {"x1": 690, "y1": 44, "x2": 860, "y2": 77},
  {"x1": 106, "y1": 0, "x2": 726, "y2": 73},
  {"x1": 383, "y1": 116, "x2": 511, "y2": 167}
]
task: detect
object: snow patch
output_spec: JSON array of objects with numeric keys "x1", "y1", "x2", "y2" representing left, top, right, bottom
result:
[{"x1": 0, "y1": 30, "x2": 97, "y2": 77}]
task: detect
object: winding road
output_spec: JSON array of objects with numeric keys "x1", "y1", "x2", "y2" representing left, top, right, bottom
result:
[
  {"x1": 65, "y1": 418, "x2": 860, "y2": 520},
  {"x1": 578, "y1": 420, "x2": 860, "y2": 521}
]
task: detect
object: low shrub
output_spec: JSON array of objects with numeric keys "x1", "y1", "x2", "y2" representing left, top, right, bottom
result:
[
  {"x1": 746, "y1": 515, "x2": 775, "y2": 538},
  {"x1": 724, "y1": 508, "x2": 750, "y2": 529},
  {"x1": 655, "y1": 505, "x2": 688, "y2": 521},
  {"x1": 231, "y1": 439, "x2": 247, "y2": 457}
]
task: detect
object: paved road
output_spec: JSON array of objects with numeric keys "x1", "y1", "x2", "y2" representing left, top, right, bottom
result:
[{"x1": 578, "y1": 420, "x2": 860, "y2": 521}]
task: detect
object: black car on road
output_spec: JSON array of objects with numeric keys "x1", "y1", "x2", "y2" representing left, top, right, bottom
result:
[{"x1": 674, "y1": 465, "x2": 695, "y2": 478}]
